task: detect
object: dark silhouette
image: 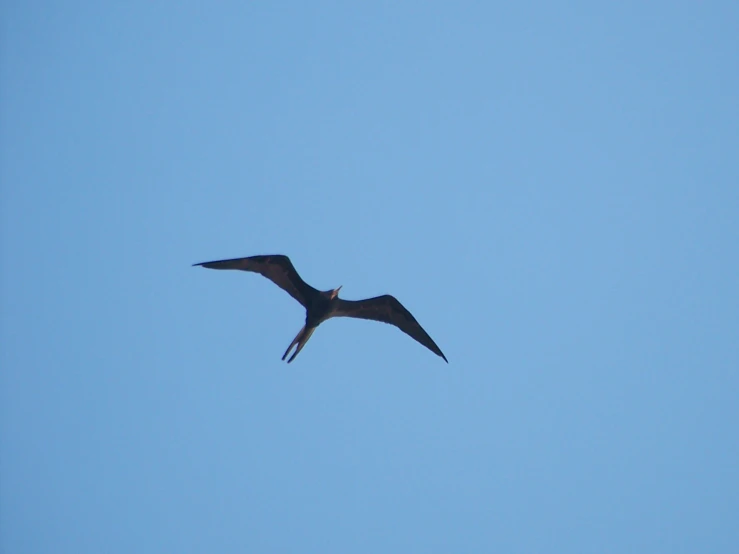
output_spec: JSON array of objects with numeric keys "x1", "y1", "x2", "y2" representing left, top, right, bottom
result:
[{"x1": 193, "y1": 254, "x2": 447, "y2": 363}]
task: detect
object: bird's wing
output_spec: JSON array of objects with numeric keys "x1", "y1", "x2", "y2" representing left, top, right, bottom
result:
[
  {"x1": 193, "y1": 255, "x2": 319, "y2": 308},
  {"x1": 333, "y1": 295, "x2": 447, "y2": 362}
]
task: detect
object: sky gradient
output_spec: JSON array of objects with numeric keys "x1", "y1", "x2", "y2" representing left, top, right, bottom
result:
[{"x1": 2, "y1": 2, "x2": 738, "y2": 552}]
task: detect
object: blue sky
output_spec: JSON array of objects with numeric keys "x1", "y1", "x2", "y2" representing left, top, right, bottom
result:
[{"x1": 2, "y1": 2, "x2": 738, "y2": 552}]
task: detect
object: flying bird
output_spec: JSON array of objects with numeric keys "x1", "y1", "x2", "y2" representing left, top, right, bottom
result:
[{"x1": 193, "y1": 254, "x2": 447, "y2": 363}]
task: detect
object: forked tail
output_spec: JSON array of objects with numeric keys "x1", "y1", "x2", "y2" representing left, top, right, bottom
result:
[{"x1": 282, "y1": 324, "x2": 317, "y2": 363}]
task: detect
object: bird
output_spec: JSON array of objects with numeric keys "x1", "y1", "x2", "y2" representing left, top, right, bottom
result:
[{"x1": 193, "y1": 254, "x2": 447, "y2": 363}]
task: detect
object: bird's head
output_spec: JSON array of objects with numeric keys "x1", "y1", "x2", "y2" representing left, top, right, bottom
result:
[{"x1": 330, "y1": 286, "x2": 342, "y2": 299}]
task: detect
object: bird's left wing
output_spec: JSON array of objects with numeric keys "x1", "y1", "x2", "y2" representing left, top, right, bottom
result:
[{"x1": 333, "y1": 295, "x2": 447, "y2": 362}]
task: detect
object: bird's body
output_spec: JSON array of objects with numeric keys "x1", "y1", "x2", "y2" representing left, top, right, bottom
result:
[{"x1": 193, "y1": 254, "x2": 447, "y2": 363}]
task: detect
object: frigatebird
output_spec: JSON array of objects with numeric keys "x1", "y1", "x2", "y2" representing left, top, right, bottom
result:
[{"x1": 193, "y1": 254, "x2": 447, "y2": 363}]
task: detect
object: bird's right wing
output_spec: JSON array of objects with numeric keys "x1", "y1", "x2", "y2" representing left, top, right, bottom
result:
[
  {"x1": 333, "y1": 295, "x2": 447, "y2": 362},
  {"x1": 193, "y1": 254, "x2": 319, "y2": 308}
]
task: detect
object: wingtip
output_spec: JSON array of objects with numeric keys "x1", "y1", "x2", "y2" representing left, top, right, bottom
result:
[{"x1": 435, "y1": 348, "x2": 448, "y2": 363}]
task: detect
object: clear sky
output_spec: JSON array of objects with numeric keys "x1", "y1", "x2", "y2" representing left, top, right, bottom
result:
[{"x1": 2, "y1": 2, "x2": 738, "y2": 552}]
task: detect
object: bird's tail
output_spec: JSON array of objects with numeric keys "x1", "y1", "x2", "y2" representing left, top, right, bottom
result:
[{"x1": 282, "y1": 324, "x2": 317, "y2": 363}]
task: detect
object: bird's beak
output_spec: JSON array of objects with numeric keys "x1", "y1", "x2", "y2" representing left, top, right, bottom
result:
[{"x1": 333, "y1": 286, "x2": 342, "y2": 298}]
